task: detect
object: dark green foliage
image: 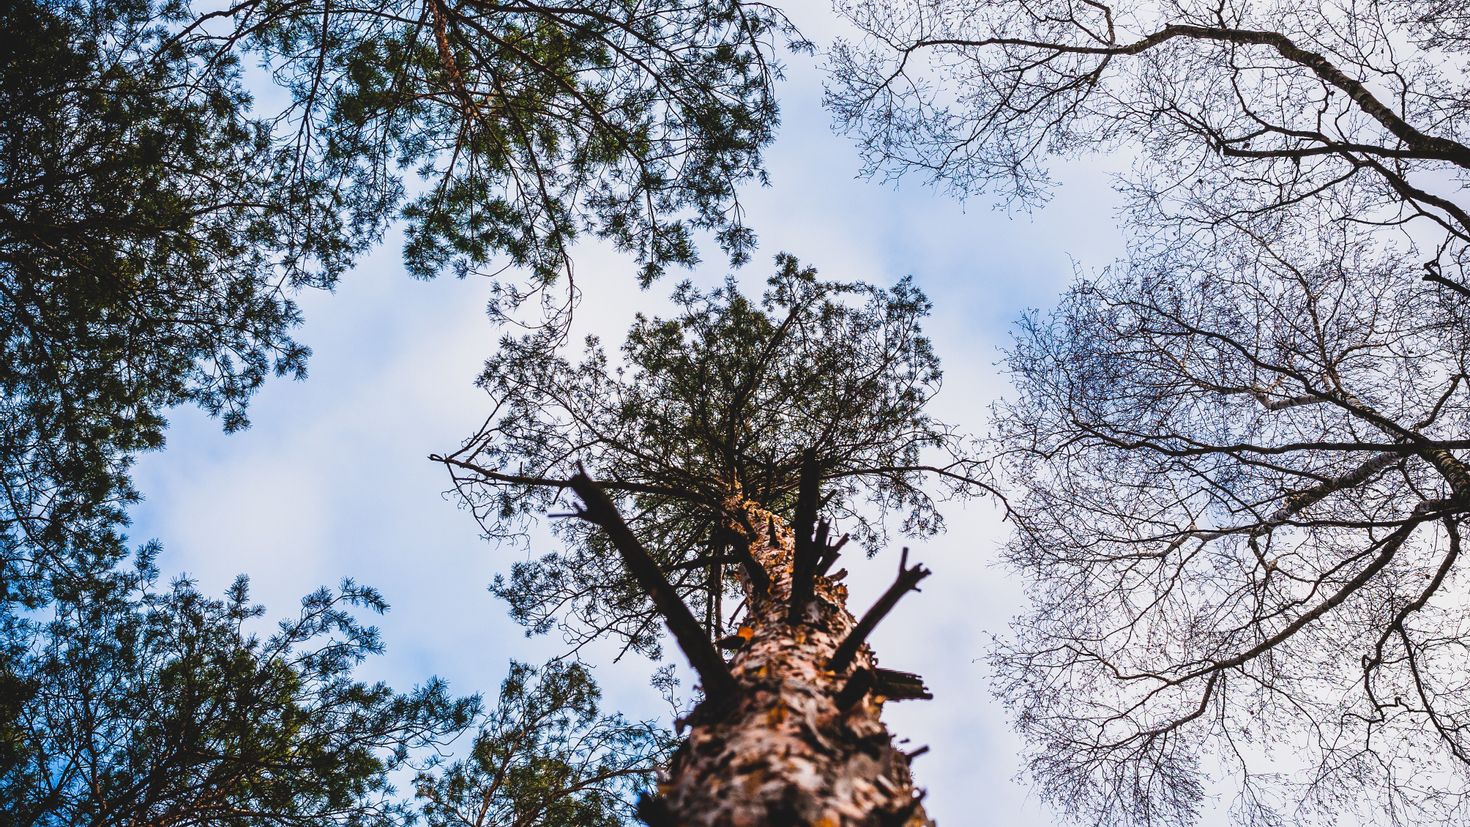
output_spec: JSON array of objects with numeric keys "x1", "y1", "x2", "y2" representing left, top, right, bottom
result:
[
  {"x1": 231, "y1": 0, "x2": 797, "y2": 302},
  {"x1": 441, "y1": 255, "x2": 981, "y2": 655},
  {"x1": 415, "y1": 660, "x2": 670, "y2": 826},
  {"x1": 0, "y1": 0, "x2": 379, "y2": 604},
  {"x1": 0, "y1": 549, "x2": 477, "y2": 827}
]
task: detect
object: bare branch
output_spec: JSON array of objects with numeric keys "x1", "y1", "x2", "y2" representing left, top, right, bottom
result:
[
  {"x1": 566, "y1": 469, "x2": 737, "y2": 704},
  {"x1": 828, "y1": 548, "x2": 931, "y2": 673}
]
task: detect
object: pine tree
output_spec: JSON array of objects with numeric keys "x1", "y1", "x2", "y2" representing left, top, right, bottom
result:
[
  {"x1": 415, "y1": 659, "x2": 671, "y2": 826},
  {"x1": 1, "y1": 550, "x2": 475, "y2": 826},
  {"x1": 437, "y1": 256, "x2": 987, "y2": 824},
  {"x1": 0, "y1": 0, "x2": 794, "y2": 606}
]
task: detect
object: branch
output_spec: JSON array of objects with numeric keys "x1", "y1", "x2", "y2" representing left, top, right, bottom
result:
[
  {"x1": 1424, "y1": 269, "x2": 1470, "y2": 299},
  {"x1": 828, "y1": 548, "x2": 931, "y2": 673},
  {"x1": 788, "y1": 449, "x2": 821, "y2": 623},
  {"x1": 815, "y1": 532, "x2": 849, "y2": 576},
  {"x1": 903, "y1": 25, "x2": 1470, "y2": 168},
  {"x1": 837, "y1": 667, "x2": 932, "y2": 708},
  {"x1": 718, "y1": 516, "x2": 771, "y2": 596},
  {"x1": 431, "y1": 454, "x2": 688, "y2": 498},
  {"x1": 836, "y1": 668, "x2": 875, "y2": 710},
  {"x1": 1263, "y1": 451, "x2": 1402, "y2": 526},
  {"x1": 662, "y1": 554, "x2": 738, "y2": 574},
  {"x1": 567, "y1": 469, "x2": 737, "y2": 703}
]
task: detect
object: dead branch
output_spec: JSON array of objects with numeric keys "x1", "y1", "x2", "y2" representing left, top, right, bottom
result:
[
  {"x1": 874, "y1": 667, "x2": 933, "y2": 701},
  {"x1": 836, "y1": 668, "x2": 876, "y2": 710},
  {"x1": 828, "y1": 548, "x2": 931, "y2": 673},
  {"x1": 788, "y1": 449, "x2": 822, "y2": 623},
  {"x1": 567, "y1": 468, "x2": 738, "y2": 703}
]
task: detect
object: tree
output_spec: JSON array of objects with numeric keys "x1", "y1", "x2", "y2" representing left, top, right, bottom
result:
[
  {"x1": 415, "y1": 659, "x2": 671, "y2": 826},
  {"x1": 435, "y1": 256, "x2": 983, "y2": 824},
  {"x1": 827, "y1": 0, "x2": 1470, "y2": 296},
  {"x1": 5, "y1": 0, "x2": 795, "y2": 820},
  {"x1": 1, "y1": 550, "x2": 477, "y2": 826},
  {"x1": 1, "y1": 0, "x2": 795, "y2": 606},
  {"x1": 194, "y1": 0, "x2": 799, "y2": 304},
  {"x1": 990, "y1": 221, "x2": 1470, "y2": 825},
  {"x1": 826, "y1": 0, "x2": 1470, "y2": 823}
]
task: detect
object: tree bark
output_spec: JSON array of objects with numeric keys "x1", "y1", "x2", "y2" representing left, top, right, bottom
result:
[{"x1": 651, "y1": 498, "x2": 932, "y2": 826}]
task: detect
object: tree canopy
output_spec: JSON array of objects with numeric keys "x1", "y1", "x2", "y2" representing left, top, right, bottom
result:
[
  {"x1": 992, "y1": 219, "x2": 1470, "y2": 826},
  {"x1": 220, "y1": 0, "x2": 798, "y2": 296},
  {"x1": 415, "y1": 659, "x2": 670, "y2": 827},
  {"x1": 0, "y1": 0, "x2": 351, "y2": 603},
  {"x1": 438, "y1": 255, "x2": 981, "y2": 658},
  {"x1": 0, "y1": 0, "x2": 795, "y2": 606},
  {"x1": 1, "y1": 552, "x2": 476, "y2": 827},
  {"x1": 828, "y1": 0, "x2": 1470, "y2": 296}
]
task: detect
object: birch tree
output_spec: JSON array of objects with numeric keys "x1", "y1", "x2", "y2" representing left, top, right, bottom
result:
[
  {"x1": 827, "y1": 0, "x2": 1470, "y2": 297},
  {"x1": 436, "y1": 256, "x2": 986, "y2": 824}
]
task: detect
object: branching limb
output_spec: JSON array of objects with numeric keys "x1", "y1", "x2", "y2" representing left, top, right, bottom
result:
[
  {"x1": 828, "y1": 548, "x2": 931, "y2": 673},
  {"x1": 567, "y1": 468, "x2": 737, "y2": 704}
]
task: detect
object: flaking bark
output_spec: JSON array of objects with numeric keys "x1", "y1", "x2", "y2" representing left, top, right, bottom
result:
[{"x1": 653, "y1": 499, "x2": 932, "y2": 826}]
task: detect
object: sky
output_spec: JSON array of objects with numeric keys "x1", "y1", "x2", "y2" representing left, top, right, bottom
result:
[{"x1": 123, "y1": 1, "x2": 1159, "y2": 823}]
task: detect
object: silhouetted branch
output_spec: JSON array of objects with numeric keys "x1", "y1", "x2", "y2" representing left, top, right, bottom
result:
[
  {"x1": 828, "y1": 548, "x2": 931, "y2": 673},
  {"x1": 432, "y1": 453, "x2": 689, "y2": 498},
  {"x1": 1424, "y1": 269, "x2": 1470, "y2": 298},
  {"x1": 717, "y1": 523, "x2": 770, "y2": 596},
  {"x1": 567, "y1": 468, "x2": 737, "y2": 703},
  {"x1": 788, "y1": 449, "x2": 821, "y2": 623},
  {"x1": 662, "y1": 554, "x2": 738, "y2": 574},
  {"x1": 816, "y1": 532, "x2": 849, "y2": 576}
]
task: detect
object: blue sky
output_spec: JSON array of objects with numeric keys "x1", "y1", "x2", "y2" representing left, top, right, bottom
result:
[{"x1": 123, "y1": 2, "x2": 1165, "y2": 823}]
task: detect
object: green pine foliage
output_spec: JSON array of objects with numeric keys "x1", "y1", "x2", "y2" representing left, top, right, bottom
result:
[
  {"x1": 0, "y1": 0, "x2": 794, "y2": 605},
  {"x1": 443, "y1": 255, "x2": 981, "y2": 656},
  {"x1": 0, "y1": 0, "x2": 365, "y2": 603},
  {"x1": 1, "y1": 550, "x2": 477, "y2": 826},
  {"x1": 236, "y1": 0, "x2": 798, "y2": 297}
]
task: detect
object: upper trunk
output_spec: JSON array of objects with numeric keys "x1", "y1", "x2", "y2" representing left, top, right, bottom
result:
[{"x1": 649, "y1": 499, "x2": 932, "y2": 826}]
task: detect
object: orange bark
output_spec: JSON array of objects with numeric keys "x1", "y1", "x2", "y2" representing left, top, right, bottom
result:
[{"x1": 652, "y1": 501, "x2": 931, "y2": 826}]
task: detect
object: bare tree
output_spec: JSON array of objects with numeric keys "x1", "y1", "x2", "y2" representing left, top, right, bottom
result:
[
  {"x1": 826, "y1": 0, "x2": 1470, "y2": 296},
  {"x1": 991, "y1": 217, "x2": 1470, "y2": 825},
  {"x1": 826, "y1": 0, "x2": 1470, "y2": 823}
]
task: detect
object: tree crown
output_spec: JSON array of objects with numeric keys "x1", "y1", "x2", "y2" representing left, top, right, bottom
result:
[{"x1": 440, "y1": 255, "x2": 980, "y2": 655}]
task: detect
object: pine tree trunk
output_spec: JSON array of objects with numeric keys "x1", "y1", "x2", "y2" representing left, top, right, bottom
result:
[{"x1": 652, "y1": 500, "x2": 932, "y2": 826}]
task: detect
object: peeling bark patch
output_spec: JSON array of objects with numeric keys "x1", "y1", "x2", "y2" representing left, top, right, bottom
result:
[{"x1": 658, "y1": 502, "x2": 933, "y2": 826}]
